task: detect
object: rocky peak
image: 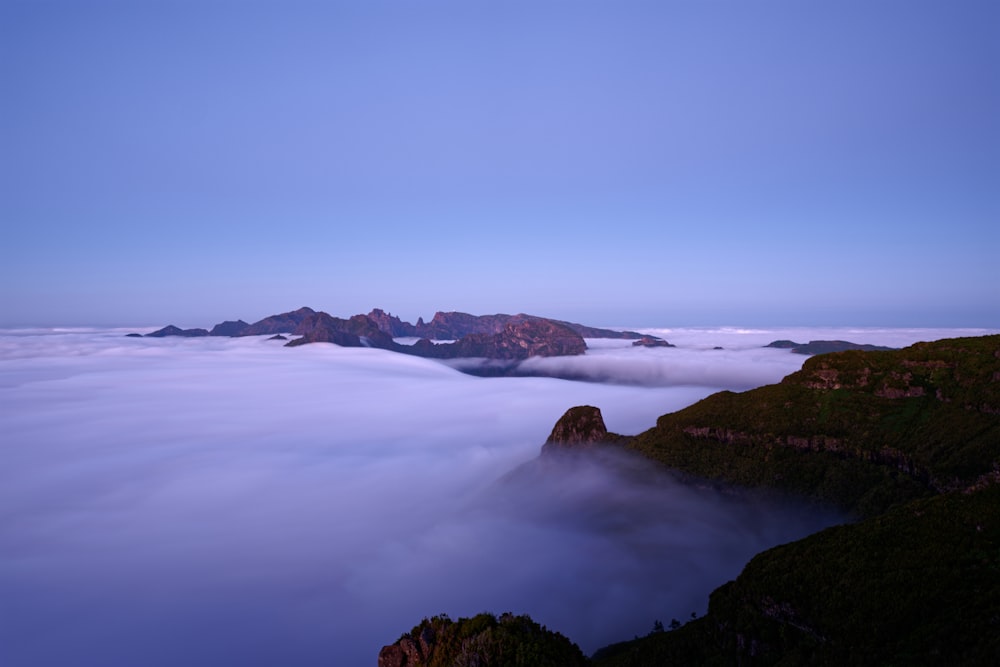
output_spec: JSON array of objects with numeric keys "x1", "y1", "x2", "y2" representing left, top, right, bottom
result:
[
  {"x1": 406, "y1": 317, "x2": 587, "y2": 360},
  {"x1": 632, "y1": 335, "x2": 675, "y2": 347},
  {"x1": 367, "y1": 308, "x2": 417, "y2": 337},
  {"x1": 543, "y1": 406, "x2": 613, "y2": 453},
  {"x1": 208, "y1": 319, "x2": 249, "y2": 337},
  {"x1": 237, "y1": 307, "x2": 317, "y2": 336}
]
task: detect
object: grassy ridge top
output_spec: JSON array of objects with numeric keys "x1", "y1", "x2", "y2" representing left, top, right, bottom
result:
[
  {"x1": 629, "y1": 335, "x2": 1000, "y2": 517},
  {"x1": 594, "y1": 335, "x2": 1000, "y2": 665}
]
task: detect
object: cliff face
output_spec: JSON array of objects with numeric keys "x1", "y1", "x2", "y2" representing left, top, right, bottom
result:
[
  {"x1": 541, "y1": 406, "x2": 628, "y2": 453},
  {"x1": 286, "y1": 312, "x2": 397, "y2": 349},
  {"x1": 628, "y1": 335, "x2": 1000, "y2": 517},
  {"x1": 401, "y1": 310, "x2": 645, "y2": 341},
  {"x1": 367, "y1": 308, "x2": 417, "y2": 337},
  {"x1": 404, "y1": 317, "x2": 587, "y2": 360},
  {"x1": 140, "y1": 307, "x2": 592, "y2": 361},
  {"x1": 383, "y1": 335, "x2": 1000, "y2": 665},
  {"x1": 588, "y1": 335, "x2": 1000, "y2": 665},
  {"x1": 237, "y1": 307, "x2": 317, "y2": 336}
]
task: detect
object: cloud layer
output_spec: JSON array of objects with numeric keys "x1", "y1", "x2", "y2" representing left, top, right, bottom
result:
[{"x1": 1, "y1": 327, "x2": 974, "y2": 664}]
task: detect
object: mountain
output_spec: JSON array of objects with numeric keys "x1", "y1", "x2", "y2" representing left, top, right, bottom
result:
[
  {"x1": 367, "y1": 308, "x2": 417, "y2": 337},
  {"x1": 379, "y1": 310, "x2": 647, "y2": 341},
  {"x1": 145, "y1": 325, "x2": 208, "y2": 337},
  {"x1": 404, "y1": 317, "x2": 587, "y2": 360},
  {"x1": 208, "y1": 319, "x2": 249, "y2": 336},
  {"x1": 236, "y1": 306, "x2": 317, "y2": 336},
  {"x1": 285, "y1": 312, "x2": 397, "y2": 348},
  {"x1": 384, "y1": 335, "x2": 1000, "y2": 664},
  {"x1": 765, "y1": 339, "x2": 897, "y2": 355},
  {"x1": 626, "y1": 334, "x2": 1000, "y2": 517},
  {"x1": 137, "y1": 307, "x2": 593, "y2": 361}
]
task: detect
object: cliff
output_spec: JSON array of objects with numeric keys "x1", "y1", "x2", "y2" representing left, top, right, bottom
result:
[
  {"x1": 237, "y1": 307, "x2": 317, "y2": 336},
  {"x1": 591, "y1": 334, "x2": 1000, "y2": 664},
  {"x1": 388, "y1": 310, "x2": 645, "y2": 341},
  {"x1": 627, "y1": 335, "x2": 1000, "y2": 517},
  {"x1": 384, "y1": 335, "x2": 1000, "y2": 665},
  {"x1": 138, "y1": 307, "x2": 592, "y2": 361},
  {"x1": 404, "y1": 317, "x2": 587, "y2": 360}
]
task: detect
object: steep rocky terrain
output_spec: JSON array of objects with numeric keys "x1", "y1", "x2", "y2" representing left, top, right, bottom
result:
[
  {"x1": 367, "y1": 308, "x2": 417, "y2": 337},
  {"x1": 405, "y1": 317, "x2": 587, "y2": 360},
  {"x1": 384, "y1": 309, "x2": 647, "y2": 341},
  {"x1": 627, "y1": 335, "x2": 1000, "y2": 517},
  {"x1": 143, "y1": 307, "x2": 592, "y2": 361},
  {"x1": 235, "y1": 306, "x2": 317, "y2": 336},
  {"x1": 385, "y1": 335, "x2": 1000, "y2": 665}
]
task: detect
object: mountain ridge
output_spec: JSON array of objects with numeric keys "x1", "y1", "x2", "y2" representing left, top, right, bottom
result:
[{"x1": 384, "y1": 334, "x2": 1000, "y2": 664}]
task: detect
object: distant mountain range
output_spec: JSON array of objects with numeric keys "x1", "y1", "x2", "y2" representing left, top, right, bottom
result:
[
  {"x1": 139, "y1": 307, "x2": 654, "y2": 361},
  {"x1": 384, "y1": 334, "x2": 1000, "y2": 665},
  {"x1": 137, "y1": 307, "x2": 894, "y2": 363}
]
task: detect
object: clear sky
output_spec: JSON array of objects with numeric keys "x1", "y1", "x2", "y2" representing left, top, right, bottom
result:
[{"x1": 3, "y1": 0, "x2": 998, "y2": 328}]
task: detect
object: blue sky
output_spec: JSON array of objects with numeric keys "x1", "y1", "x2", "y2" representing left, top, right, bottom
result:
[{"x1": 3, "y1": 0, "x2": 998, "y2": 328}]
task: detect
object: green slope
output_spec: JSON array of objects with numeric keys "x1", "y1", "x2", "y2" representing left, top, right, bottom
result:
[{"x1": 628, "y1": 335, "x2": 1000, "y2": 517}]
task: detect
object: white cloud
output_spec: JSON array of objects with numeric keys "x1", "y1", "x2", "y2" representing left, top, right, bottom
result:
[{"x1": 8, "y1": 327, "x2": 966, "y2": 664}]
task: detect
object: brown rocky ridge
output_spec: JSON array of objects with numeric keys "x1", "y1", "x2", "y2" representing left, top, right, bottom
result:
[
  {"x1": 139, "y1": 306, "x2": 631, "y2": 363},
  {"x1": 541, "y1": 405, "x2": 629, "y2": 454}
]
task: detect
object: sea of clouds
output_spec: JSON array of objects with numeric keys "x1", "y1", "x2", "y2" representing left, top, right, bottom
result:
[{"x1": 0, "y1": 326, "x2": 992, "y2": 665}]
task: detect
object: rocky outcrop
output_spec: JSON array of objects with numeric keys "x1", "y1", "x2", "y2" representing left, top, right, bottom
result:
[
  {"x1": 545, "y1": 405, "x2": 610, "y2": 447},
  {"x1": 403, "y1": 317, "x2": 586, "y2": 360},
  {"x1": 146, "y1": 325, "x2": 209, "y2": 338},
  {"x1": 137, "y1": 307, "x2": 596, "y2": 362},
  {"x1": 208, "y1": 319, "x2": 249, "y2": 336},
  {"x1": 413, "y1": 311, "x2": 509, "y2": 339},
  {"x1": 285, "y1": 313, "x2": 397, "y2": 349},
  {"x1": 411, "y1": 311, "x2": 642, "y2": 341},
  {"x1": 367, "y1": 308, "x2": 417, "y2": 337},
  {"x1": 237, "y1": 307, "x2": 317, "y2": 336},
  {"x1": 541, "y1": 405, "x2": 629, "y2": 454},
  {"x1": 632, "y1": 335, "x2": 674, "y2": 347},
  {"x1": 765, "y1": 339, "x2": 896, "y2": 355}
]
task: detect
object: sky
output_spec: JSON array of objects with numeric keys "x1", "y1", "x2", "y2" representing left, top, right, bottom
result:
[
  {"x1": 2, "y1": 0, "x2": 998, "y2": 328},
  {"x1": 1, "y1": 329, "x2": 855, "y2": 665}
]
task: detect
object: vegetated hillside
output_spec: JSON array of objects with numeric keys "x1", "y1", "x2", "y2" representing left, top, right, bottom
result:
[
  {"x1": 379, "y1": 612, "x2": 588, "y2": 667},
  {"x1": 628, "y1": 335, "x2": 1000, "y2": 518},
  {"x1": 381, "y1": 335, "x2": 1000, "y2": 665},
  {"x1": 591, "y1": 334, "x2": 1000, "y2": 665},
  {"x1": 592, "y1": 484, "x2": 1000, "y2": 666}
]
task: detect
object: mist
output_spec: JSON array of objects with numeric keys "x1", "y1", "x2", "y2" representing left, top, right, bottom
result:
[{"x1": 1, "y1": 327, "x2": 979, "y2": 664}]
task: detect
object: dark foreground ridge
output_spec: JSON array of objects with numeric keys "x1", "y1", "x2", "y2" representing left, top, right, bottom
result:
[
  {"x1": 386, "y1": 335, "x2": 1000, "y2": 665},
  {"x1": 138, "y1": 307, "x2": 664, "y2": 361},
  {"x1": 378, "y1": 613, "x2": 588, "y2": 667}
]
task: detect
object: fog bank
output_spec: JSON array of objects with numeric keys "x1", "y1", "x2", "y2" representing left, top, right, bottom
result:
[{"x1": 0, "y1": 327, "x2": 969, "y2": 664}]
